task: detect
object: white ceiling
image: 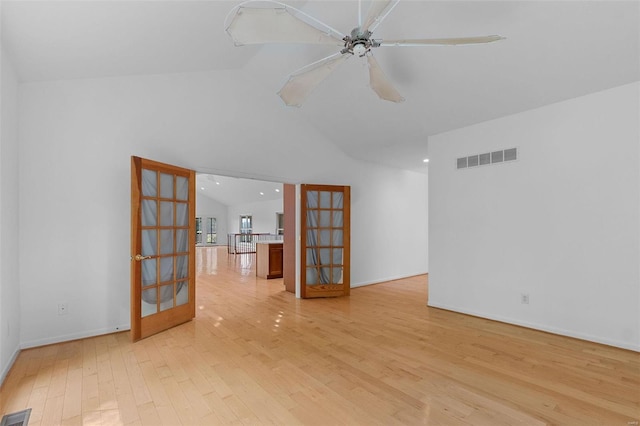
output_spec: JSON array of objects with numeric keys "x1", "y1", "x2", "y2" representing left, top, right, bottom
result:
[
  {"x1": 1, "y1": 1, "x2": 260, "y2": 81},
  {"x1": 196, "y1": 173, "x2": 283, "y2": 206},
  {"x1": 2, "y1": 0, "x2": 639, "y2": 176}
]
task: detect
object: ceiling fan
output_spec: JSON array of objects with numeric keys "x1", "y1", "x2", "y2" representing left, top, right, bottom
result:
[{"x1": 224, "y1": 0, "x2": 504, "y2": 107}]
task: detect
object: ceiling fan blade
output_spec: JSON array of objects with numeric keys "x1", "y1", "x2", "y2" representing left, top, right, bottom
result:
[
  {"x1": 362, "y1": 0, "x2": 399, "y2": 33},
  {"x1": 279, "y1": 53, "x2": 351, "y2": 107},
  {"x1": 225, "y1": 2, "x2": 344, "y2": 46},
  {"x1": 379, "y1": 35, "x2": 505, "y2": 47},
  {"x1": 367, "y1": 54, "x2": 404, "y2": 103}
]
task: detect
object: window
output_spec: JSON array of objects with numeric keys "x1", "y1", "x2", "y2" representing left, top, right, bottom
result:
[
  {"x1": 195, "y1": 217, "x2": 202, "y2": 244},
  {"x1": 276, "y1": 212, "x2": 284, "y2": 235},
  {"x1": 206, "y1": 217, "x2": 217, "y2": 244},
  {"x1": 239, "y1": 215, "x2": 252, "y2": 242},
  {"x1": 240, "y1": 215, "x2": 252, "y2": 233},
  {"x1": 196, "y1": 216, "x2": 216, "y2": 245}
]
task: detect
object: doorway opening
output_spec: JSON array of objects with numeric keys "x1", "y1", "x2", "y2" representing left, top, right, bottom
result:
[{"x1": 195, "y1": 173, "x2": 286, "y2": 285}]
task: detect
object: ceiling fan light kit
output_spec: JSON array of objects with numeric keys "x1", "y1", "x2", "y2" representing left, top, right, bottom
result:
[{"x1": 224, "y1": 0, "x2": 505, "y2": 107}]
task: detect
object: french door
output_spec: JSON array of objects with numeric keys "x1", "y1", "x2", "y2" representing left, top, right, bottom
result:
[
  {"x1": 130, "y1": 157, "x2": 196, "y2": 341},
  {"x1": 300, "y1": 184, "x2": 350, "y2": 298}
]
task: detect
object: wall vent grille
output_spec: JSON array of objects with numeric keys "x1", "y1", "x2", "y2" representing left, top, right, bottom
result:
[
  {"x1": 1, "y1": 409, "x2": 32, "y2": 426},
  {"x1": 479, "y1": 153, "x2": 491, "y2": 166},
  {"x1": 457, "y1": 148, "x2": 517, "y2": 170},
  {"x1": 504, "y1": 147, "x2": 517, "y2": 161}
]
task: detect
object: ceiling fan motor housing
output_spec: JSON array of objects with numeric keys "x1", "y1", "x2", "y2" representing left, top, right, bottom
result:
[{"x1": 342, "y1": 27, "x2": 377, "y2": 57}]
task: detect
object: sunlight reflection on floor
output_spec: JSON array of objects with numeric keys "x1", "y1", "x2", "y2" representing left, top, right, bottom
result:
[{"x1": 196, "y1": 246, "x2": 255, "y2": 277}]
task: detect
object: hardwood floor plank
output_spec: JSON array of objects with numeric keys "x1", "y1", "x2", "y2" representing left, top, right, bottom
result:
[
  {"x1": 153, "y1": 402, "x2": 182, "y2": 426},
  {"x1": 81, "y1": 338, "x2": 97, "y2": 378},
  {"x1": 80, "y1": 373, "x2": 99, "y2": 413},
  {"x1": 41, "y1": 394, "x2": 64, "y2": 426},
  {"x1": 1, "y1": 246, "x2": 638, "y2": 425},
  {"x1": 201, "y1": 390, "x2": 242, "y2": 424},
  {"x1": 219, "y1": 393, "x2": 261, "y2": 425},
  {"x1": 114, "y1": 392, "x2": 140, "y2": 425},
  {"x1": 61, "y1": 367, "x2": 82, "y2": 420},
  {"x1": 158, "y1": 375, "x2": 199, "y2": 425},
  {"x1": 135, "y1": 401, "x2": 161, "y2": 426},
  {"x1": 60, "y1": 414, "x2": 82, "y2": 426}
]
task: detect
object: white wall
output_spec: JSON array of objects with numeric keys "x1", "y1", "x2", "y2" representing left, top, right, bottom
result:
[
  {"x1": 0, "y1": 46, "x2": 22, "y2": 382},
  {"x1": 350, "y1": 167, "x2": 428, "y2": 286},
  {"x1": 428, "y1": 82, "x2": 640, "y2": 351},
  {"x1": 227, "y1": 198, "x2": 282, "y2": 235},
  {"x1": 18, "y1": 69, "x2": 428, "y2": 347},
  {"x1": 195, "y1": 193, "x2": 228, "y2": 244}
]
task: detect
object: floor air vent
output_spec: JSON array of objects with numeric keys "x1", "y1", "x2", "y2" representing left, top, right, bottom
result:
[
  {"x1": 0, "y1": 409, "x2": 31, "y2": 426},
  {"x1": 457, "y1": 147, "x2": 517, "y2": 170}
]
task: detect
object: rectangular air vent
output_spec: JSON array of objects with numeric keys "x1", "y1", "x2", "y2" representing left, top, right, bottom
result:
[
  {"x1": 479, "y1": 153, "x2": 491, "y2": 166},
  {"x1": 504, "y1": 147, "x2": 517, "y2": 161},
  {"x1": 456, "y1": 148, "x2": 517, "y2": 170},
  {"x1": 1, "y1": 409, "x2": 32, "y2": 426}
]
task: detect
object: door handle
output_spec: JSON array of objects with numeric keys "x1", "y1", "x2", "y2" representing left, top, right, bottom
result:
[{"x1": 133, "y1": 254, "x2": 152, "y2": 261}]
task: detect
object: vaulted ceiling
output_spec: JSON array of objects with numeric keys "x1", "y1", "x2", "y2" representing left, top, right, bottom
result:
[
  {"x1": 195, "y1": 173, "x2": 283, "y2": 206},
  {"x1": 2, "y1": 1, "x2": 639, "y2": 174}
]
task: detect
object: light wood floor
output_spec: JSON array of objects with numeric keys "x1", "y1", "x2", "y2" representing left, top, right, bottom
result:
[{"x1": 1, "y1": 247, "x2": 639, "y2": 425}]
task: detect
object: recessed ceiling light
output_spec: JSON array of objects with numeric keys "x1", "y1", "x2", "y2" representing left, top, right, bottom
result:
[
  {"x1": 200, "y1": 187, "x2": 205, "y2": 190},
  {"x1": 216, "y1": 182, "x2": 220, "y2": 185},
  {"x1": 423, "y1": 158, "x2": 430, "y2": 163},
  {"x1": 275, "y1": 189, "x2": 280, "y2": 193},
  {"x1": 260, "y1": 192, "x2": 264, "y2": 195}
]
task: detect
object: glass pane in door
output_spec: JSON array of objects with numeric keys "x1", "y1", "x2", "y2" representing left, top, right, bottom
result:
[
  {"x1": 141, "y1": 259, "x2": 156, "y2": 287},
  {"x1": 176, "y1": 203, "x2": 188, "y2": 226},
  {"x1": 159, "y1": 285, "x2": 174, "y2": 311},
  {"x1": 142, "y1": 288, "x2": 157, "y2": 317},
  {"x1": 176, "y1": 282, "x2": 188, "y2": 306},
  {"x1": 160, "y1": 173, "x2": 173, "y2": 199},
  {"x1": 141, "y1": 230, "x2": 157, "y2": 256},
  {"x1": 138, "y1": 166, "x2": 191, "y2": 327},
  {"x1": 176, "y1": 177, "x2": 188, "y2": 200},
  {"x1": 141, "y1": 200, "x2": 157, "y2": 226},
  {"x1": 142, "y1": 170, "x2": 157, "y2": 197}
]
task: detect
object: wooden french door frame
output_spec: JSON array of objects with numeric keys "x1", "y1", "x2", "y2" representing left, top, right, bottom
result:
[
  {"x1": 283, "y1": 184, "x2": 297, "y2": 294},
  {"x1": 300, "y1": 184, "x2": 350, "y2": 298},
  {"x1": 131, "y1": 157, "x2": 196, "y2": 341}
]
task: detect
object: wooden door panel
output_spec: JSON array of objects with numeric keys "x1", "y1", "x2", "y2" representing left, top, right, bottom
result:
[
  {"x1": 131, "y1": 157, "x2": 196, "y2": 341},
  {"x1": 270, "y1": 245, "x2": 283, "y2": 277}
]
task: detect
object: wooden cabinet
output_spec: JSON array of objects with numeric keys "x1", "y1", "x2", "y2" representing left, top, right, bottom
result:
[{"x1": 256, "y1": 242, "x2": 283, "y2": 279}]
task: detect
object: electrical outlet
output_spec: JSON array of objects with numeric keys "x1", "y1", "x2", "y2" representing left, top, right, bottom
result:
[
  {"x1": 521, "y1": 294, "x2": 530, "y2": 305},
  {"x1": 58, "y1": 303, "x2": 68, "y2": 315}
]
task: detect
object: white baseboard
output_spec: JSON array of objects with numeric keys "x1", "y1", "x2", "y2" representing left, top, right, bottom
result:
[
  {"x1": 427, "y1": 301, "x2": 640, "y2": 352},
  {"x1": 351, "y1": 272, "x2": 428, "y2": 288},
  {"x1": 20, "y1": 324, "x2": 130, "y2": 350},
  {"x1": 0, "y1": 346, "x2": 21, "y2": 387}
]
